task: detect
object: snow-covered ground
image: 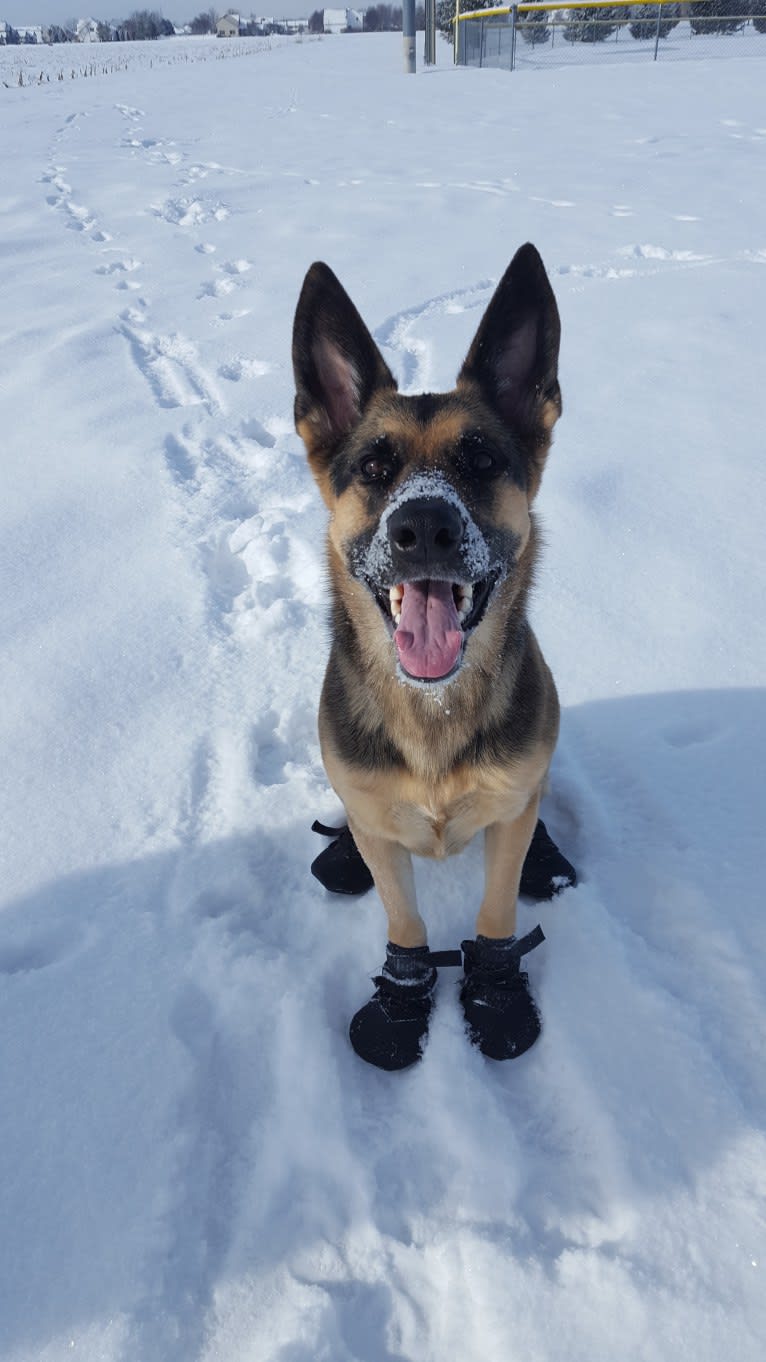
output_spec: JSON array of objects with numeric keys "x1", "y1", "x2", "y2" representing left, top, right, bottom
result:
[
  {"x1": 1, "y1": 31, "x2": 765, "y2": 1362},
  {"x1": 0, "y1": 33, "x2": 293, "y2": 87}
]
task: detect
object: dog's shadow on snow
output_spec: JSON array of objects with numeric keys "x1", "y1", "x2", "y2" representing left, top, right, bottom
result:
[{"x1": 1, "y1": 687, "x2": 764, "y2": 1362}]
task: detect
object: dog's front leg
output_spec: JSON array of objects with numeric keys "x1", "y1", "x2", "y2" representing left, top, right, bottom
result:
[
  {"x1": 476, "y1": 791, "x2": 542, "y2": 940},
  {"x1": 346, "y1": 822, "x2": 437, "y2": 1070},
  {"x1": 462, "y1": 792, "x2": 545, "y2": 1059},
  {"x1": 348, "y1": 821, "x2": 426, "y2": 948}
]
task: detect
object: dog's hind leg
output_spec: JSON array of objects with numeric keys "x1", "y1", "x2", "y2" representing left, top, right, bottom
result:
[{"x1": 348, "y1": 821, "x2": 426, "y2": 948}]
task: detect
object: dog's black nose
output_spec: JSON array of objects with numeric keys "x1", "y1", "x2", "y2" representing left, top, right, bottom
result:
[{"x1": 387, "y1": 497, "x2": 464, "y2": 573}]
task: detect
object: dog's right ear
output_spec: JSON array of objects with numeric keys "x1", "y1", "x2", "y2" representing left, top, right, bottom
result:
[{"x1": 293, "y1": 262, "x2": 397, "y2": 460}]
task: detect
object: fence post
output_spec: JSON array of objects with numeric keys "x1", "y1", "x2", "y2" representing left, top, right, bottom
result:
[
  {"x1": 653, "y1": 1, "x2": 662, "y2": 59},
  {"x1": 479, "y1": 16, "x2": 485, "y2": 65},
  {"x1": 403, "y1": 0, "x2": 416, "y2": 71},
  {"x1": 424, "y1": 0, "x2": 436, "y2": 63},
  {"x1": 453, "y1": 0, "x2": 461, "y2": 64},
  {"x1": 511, "y1": 5, "x2": 518, "y2": 69}
]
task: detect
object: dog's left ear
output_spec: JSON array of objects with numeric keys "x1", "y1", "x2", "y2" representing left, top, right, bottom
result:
[
  {"x1": 293, "y1": 262, "x2": 397, "y2": 461},
  {"x1": 457, "y1": 243, "x2": 561, "y2": 441}
]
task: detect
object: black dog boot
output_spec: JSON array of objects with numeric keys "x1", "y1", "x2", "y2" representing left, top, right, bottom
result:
[
  {"x1": 350, "y1": 943, "x2": 439, "y2": 1071},
  {"x1": 519, "y1": 820, "x2": 577, "y2": 901},
  {"x1": 311, "y1": 821, "x2": 374, "y2": 896},
  {"x1": 461, "y1": 927, "x2": 545, "y2": 1060}
]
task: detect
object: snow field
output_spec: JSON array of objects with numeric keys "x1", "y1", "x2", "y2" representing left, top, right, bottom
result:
[
  {"x1": 0, "y1": 33, "x2": 295, "y2": 88},
  {"x1": 1, "y1": 32, "x2": 765, "y2": 1362}
]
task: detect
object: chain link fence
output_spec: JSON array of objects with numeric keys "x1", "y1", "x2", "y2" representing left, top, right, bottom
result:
[{"x1": 456, "y1": 1, "x2": 766, "y2": 68}]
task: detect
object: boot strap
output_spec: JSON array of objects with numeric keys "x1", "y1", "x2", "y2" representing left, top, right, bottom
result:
[
  {"x1": 509, "y1": 924, "x2": 546, "y2": 960},
  {"x1": 311, "y1": 819, "x2": 348, "y2": 838},
  {"x1": 427, "y1": 949, "x2": 463, "y2": 968}
]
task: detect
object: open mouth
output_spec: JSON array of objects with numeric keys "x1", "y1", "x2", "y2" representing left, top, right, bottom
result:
[{"x1": 369, "y1": 575, "x2": 496, "y2": 682}]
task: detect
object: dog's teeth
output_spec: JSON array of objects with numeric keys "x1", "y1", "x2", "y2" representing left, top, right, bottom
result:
[
  {"x1": 389, "y1": 585, "x2": 403, "y2": 623},
  {"x1": 455, "y1": 584, "x2": 473, "y2": 621}
]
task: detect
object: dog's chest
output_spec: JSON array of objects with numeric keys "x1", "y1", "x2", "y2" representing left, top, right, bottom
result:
[
  {"x1": 348, "y1": 755, "x2": 546, "y2": 859},
  {"x1": 323, "y1": 722, "x2": 551, "y2": 860},
  {"x1": 392, "y1": 797, "x2": 482, "y2": 858},
  {"x1": 390, "y1": 780, "x2": 531, "y2": 858}
]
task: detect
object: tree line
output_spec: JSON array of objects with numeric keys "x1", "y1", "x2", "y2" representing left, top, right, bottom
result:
[
  {"x1": 3, "y1": 12, "x2": 176, "y2": 43},
  {"x1": 307, "y1": 7, "x2": 427, "y2": 31}
]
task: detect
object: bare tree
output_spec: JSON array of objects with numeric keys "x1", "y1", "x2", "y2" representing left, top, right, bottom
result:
[{"x1": 190, "y1": 9, "x2": 218, "y2": 34}]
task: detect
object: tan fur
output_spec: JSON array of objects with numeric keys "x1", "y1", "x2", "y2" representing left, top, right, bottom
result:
[
  {"x1": 362, "y1": 401, "x2": 472, "y2": 461},
  {"x1": 494, "y1": 481, "x2": 532, "y2": 555},
  {"x1": 324, "y1": 737, "x2": 552, "y2": 861},
  {"x1": 476, "y1": 794, "x2": 543, "y2": 940}
]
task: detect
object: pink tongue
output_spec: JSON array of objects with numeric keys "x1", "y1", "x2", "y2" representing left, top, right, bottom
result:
[{"x1": 394, "y1": 580, "x2": 463, "y2": 680}]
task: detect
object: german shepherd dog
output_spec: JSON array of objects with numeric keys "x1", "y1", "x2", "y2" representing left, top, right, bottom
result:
[{"x1": 293, "y1": 244, "x2": 576, "y2": 1071}]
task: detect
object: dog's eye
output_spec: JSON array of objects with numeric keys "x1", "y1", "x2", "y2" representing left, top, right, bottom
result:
[
  {"x1": 469, "y1": 449, "x2": 496, "y2": 473},
  {"x1": 359, "y1": 451, "x2": 396, "y2": 485},
  {"x1": 461, "y1": 441, "x2": 499, "y2": 477}
]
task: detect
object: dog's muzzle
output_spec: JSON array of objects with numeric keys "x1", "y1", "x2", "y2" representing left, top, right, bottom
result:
[{"x1": 357, "y1": 490, "x2": 499, "y2": 684}]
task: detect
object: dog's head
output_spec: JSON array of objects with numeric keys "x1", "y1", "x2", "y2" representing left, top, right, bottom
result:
[{"x1": 292, "y1": 244, "x2": 561, "y2": 686}]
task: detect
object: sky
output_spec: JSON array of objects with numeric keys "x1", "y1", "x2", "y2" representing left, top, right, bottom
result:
[{"x1": 4, "y1": 2, "x2": 312, "y2": 25}]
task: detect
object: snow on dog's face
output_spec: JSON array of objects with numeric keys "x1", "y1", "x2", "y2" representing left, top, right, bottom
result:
[
  {"x1": 339, "y1": 422, "x2": 526, "y2": 684},
  {"x1": 352, "y1": 468, "x2": 494, "y2": 683},
  {"x1": 292, "y1": 247, "x2": 562, "y2": 685}
]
